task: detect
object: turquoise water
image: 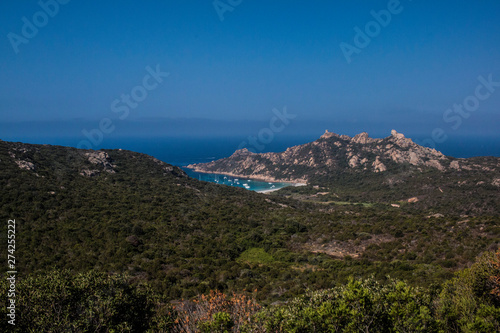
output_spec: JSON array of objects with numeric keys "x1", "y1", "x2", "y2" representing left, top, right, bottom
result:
[{"x1": 182, "y1": 168, "x2": 292, "y2": 192}]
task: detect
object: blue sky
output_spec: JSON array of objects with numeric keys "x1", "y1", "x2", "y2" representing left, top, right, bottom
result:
[{"x1": 0, "y1": 0, "x2": 499, "y2": 146}]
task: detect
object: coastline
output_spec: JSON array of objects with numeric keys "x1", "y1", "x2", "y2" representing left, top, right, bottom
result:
[
  {"x1": 256, "y1": 182, "x2": 307, "y2": 194},
  {"x1": 184, "y1": 167, "x2": 308, "y2": 186}
]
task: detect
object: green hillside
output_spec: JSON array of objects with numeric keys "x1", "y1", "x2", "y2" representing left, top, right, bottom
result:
[{"x1": 1, "y1": 140, "x2": 499, "y2": 332}]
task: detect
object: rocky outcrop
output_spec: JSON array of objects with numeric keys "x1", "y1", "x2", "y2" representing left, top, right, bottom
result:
[
  {"x1": 187, "y1": 130, "x2": 499, "y2": 184},
  {"x1": 9, "y1": 148, "x2": 36, "y2": 171},
  {"x1": 80, "y1": 151, "x2": 117, "y2": 177},
  {"x1": 348, "y1": 155, "x2": 359, "y2": 168},
  {"x1": 425, "y1": 159, "x2": 445, "y2": 171},
  {"x1": 352, "y1": 132, "x2": 374, "y2": 145},
  {"x1": 450, "y1": 161, "x2": 460, "y2": 170},
  {"x1": 15, "y1": 159, "x2": 35, "y2": 171},
  {"x1": 320, "y1": 130, "x2": 339, "y2": 139},
  {"x1": 84, "y1": 151, "x2": 116, "y2": 173},
  {"x1": 372, "y1": 156, "x2": 387, "y2": 173}
]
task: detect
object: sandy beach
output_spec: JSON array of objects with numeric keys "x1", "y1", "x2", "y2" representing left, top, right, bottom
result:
[{"x1": 256, "y1": 182, "x2": 307, "y2": 194}]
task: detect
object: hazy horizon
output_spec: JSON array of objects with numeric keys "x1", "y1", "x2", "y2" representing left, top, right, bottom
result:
[{"x1": 1, "y1": 1, "x2": 499, "y2": 156}]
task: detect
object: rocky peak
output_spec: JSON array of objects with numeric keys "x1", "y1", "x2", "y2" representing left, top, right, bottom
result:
[
  {"x1": 389, "y1": 129, "x2": 414, "y2": 148},
  {"x1": 391, "y1": 129, "x2": 405, "y2": 140},
  {"x1": 320, "y1": 130, "x2": 340, "y2": 140},
  {"x1": 352, "y1": 132, "x2": 374, "y2": 144},
  {"x1": 230, "y1": 148, "x2": 255, "y2": 157}
]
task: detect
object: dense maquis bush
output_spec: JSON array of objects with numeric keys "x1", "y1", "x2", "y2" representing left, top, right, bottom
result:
[
  {"x1": 1, "y1": 140, "x2": 499, "y2": 331},
  {"x1": 1, "y1": 251, "x2": 499, "y2": 332},
  {"x1": 249, "y1": 251, "x2": 499, "y2": 333},
  {"x1": 435, "y1": 250, "x2": 500, "y2": 332},
  {"x1": 255, "y1": 277, "x2": 436, "y2": 332},
  {"x1": 0, "y1": 140, "x2": 499, "y2": 305},
  {"x1": 0, "y1": 270, "x2": 176, "y2": 332}
]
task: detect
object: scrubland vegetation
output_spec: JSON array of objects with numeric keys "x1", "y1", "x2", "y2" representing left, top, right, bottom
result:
[{"x1": 1, "y1": 141, "x2": 499, "y2": 331}]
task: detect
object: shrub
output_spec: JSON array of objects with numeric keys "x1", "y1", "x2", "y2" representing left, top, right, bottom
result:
[
  {"x1": 436, "y1": 251, "x2": 500, "y2": 332},
  {"x1": 0, "y1": 270, "x2": 175, "y2": 332},
  {"x1": 198, "y1": 311, "x2": 234, "y2": 332},
  {"x1": 255, "y1": 277, "x2": 436, "y2": 332},
  {"x1": 172, "y1": 290, "x2": 261, "y2": 333}
]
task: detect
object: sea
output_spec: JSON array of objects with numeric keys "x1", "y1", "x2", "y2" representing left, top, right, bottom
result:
[
  {"x1": 182, "y1": 169, "x2": 293, "y2": 192},
  {"x1": 6, "y1": 135, "x2": 500, "y2": 193}
]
